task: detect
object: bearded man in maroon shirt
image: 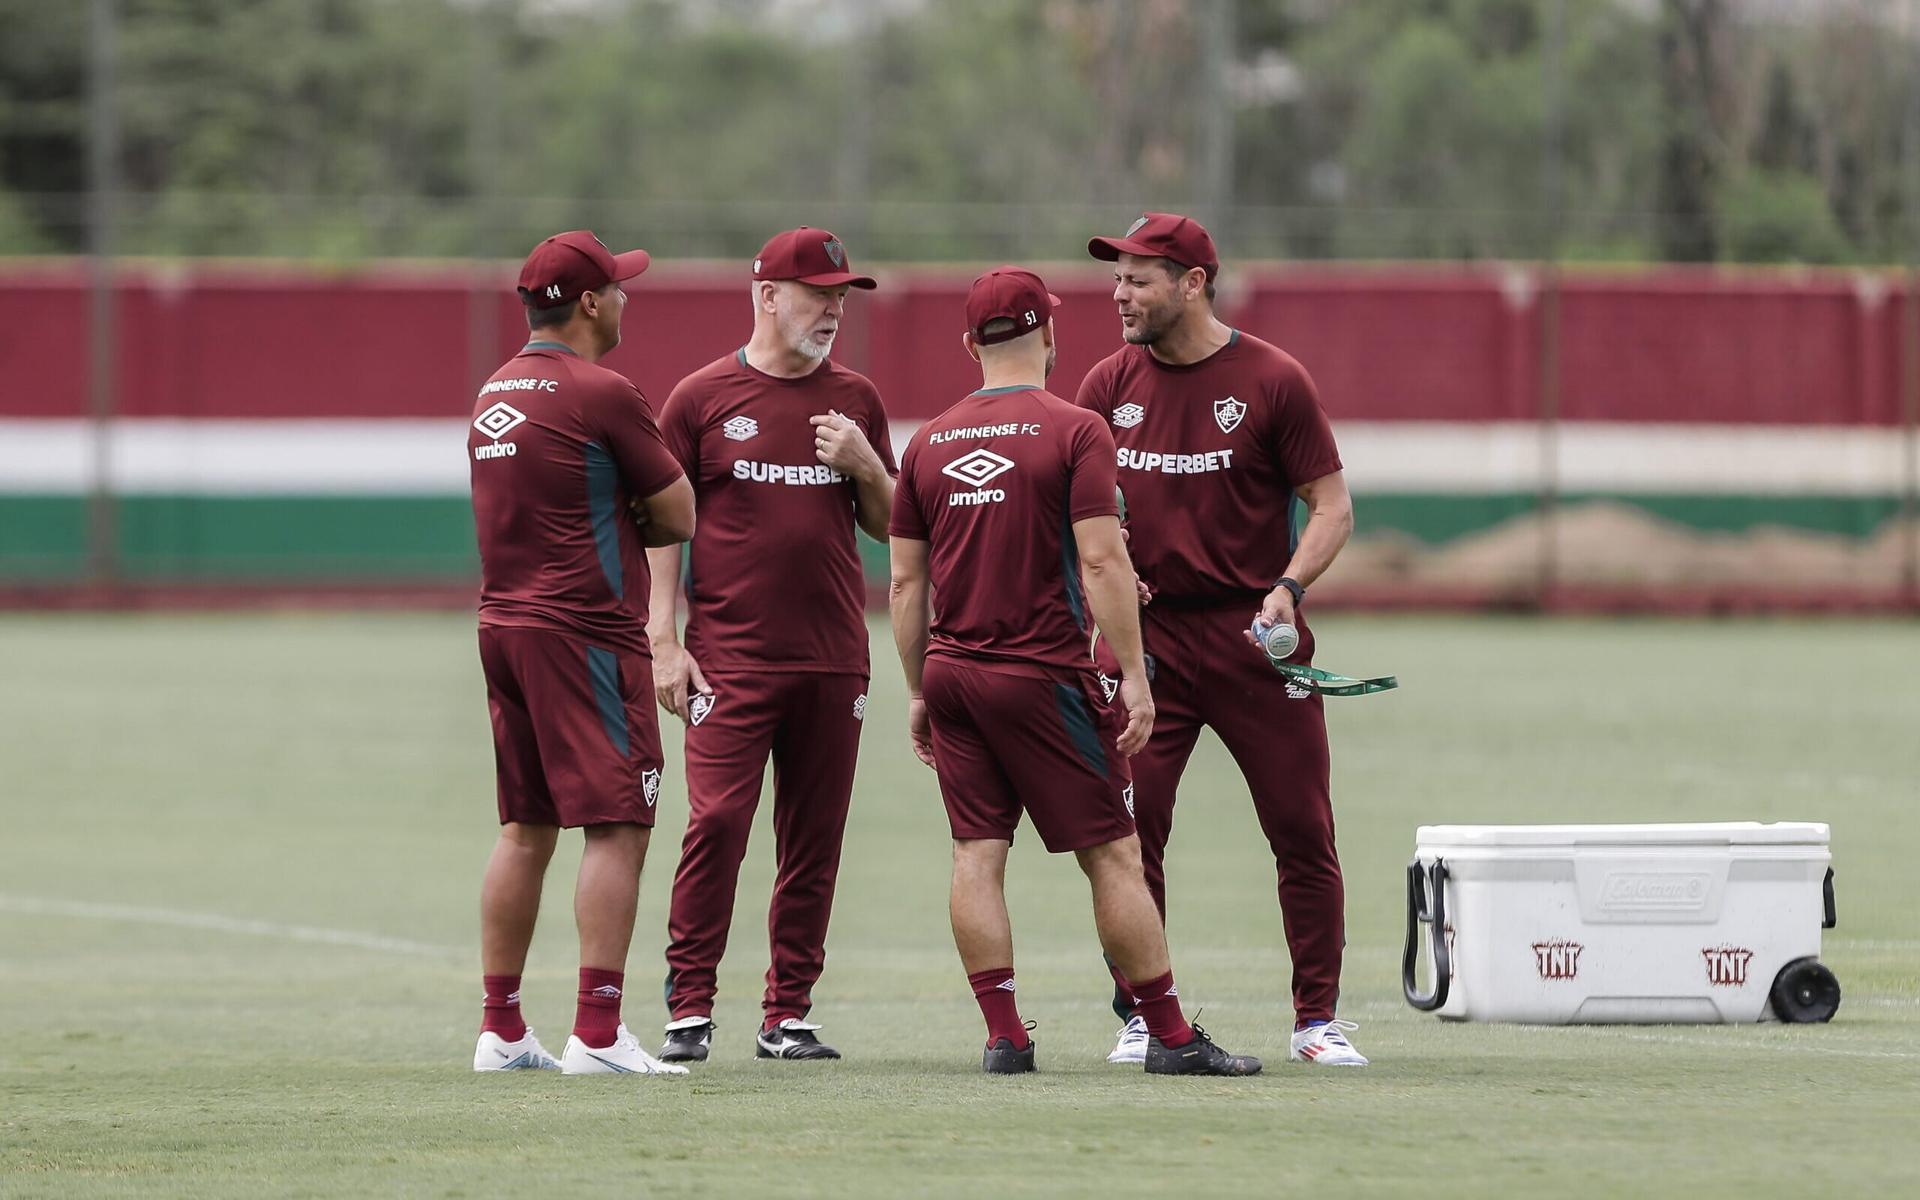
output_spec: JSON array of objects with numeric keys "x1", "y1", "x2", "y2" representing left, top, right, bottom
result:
[
  {"x1": 468, "y1": 231, "x2": 696, "y2": 1077},
  {"x1": 647, "y1": 228, "x2": 896, "y2": 1063},
  {"x1": 1076, "y1": 213, "x2": 1369, "y2": 1068}
]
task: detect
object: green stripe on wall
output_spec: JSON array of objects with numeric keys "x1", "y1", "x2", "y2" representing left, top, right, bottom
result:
[{"x1": 0, "y1": 493, "x2": 1905, "y2": 583}]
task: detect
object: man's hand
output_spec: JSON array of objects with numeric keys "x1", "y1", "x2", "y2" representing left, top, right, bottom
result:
[
  {"x1": 629, "y1": 497, "x2": 651, "y2": 529},
  {"x1": 811, "y1": 410, "x2": 884, "y2": 481},
  {"x1": 1115, "y1": 675, "x2": 1155, "y2": 756},
  {"x1": 1246, "y1": 584, "x2": 1297, "y2": 648},
  {"x1": 651, "y1": 641, "x2": 712, "y2": 721},
  {"x1": 907, "y1": 693, "x2": 936, "y2": 768}
]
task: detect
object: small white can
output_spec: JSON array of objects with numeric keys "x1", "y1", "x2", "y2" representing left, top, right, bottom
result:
[{"x1": 1250, "y1": 619, "x2": 1299, "y2": 660}]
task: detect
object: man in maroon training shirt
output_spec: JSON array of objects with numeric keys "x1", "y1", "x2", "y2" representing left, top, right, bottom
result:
[
  {"x1": 468, "y1": 230, "x2": 696, "y2": 1077},
  {"x1": 888, "y1": 266, "x2": 1259, "y2": 1077},
  {"x1": 648, "y1": 228, "x2": 895, "y2": 1063},
  {"x1": 1076, "y1": 213, "x2": 1367, "y2": 1068}
]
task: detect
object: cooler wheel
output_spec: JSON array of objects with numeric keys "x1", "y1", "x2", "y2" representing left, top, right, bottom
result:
[{"x1": 1768, "y1": 957, "x2": 1841, "y2": 1023}]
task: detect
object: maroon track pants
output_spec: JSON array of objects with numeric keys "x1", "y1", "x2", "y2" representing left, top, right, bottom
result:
[
  {"x1": 1132, "y1": 601, "x2": 1344, "y2": 1023},
  {"x1": 663, "y1": 670, "x2": 867, "y2": 1025}
]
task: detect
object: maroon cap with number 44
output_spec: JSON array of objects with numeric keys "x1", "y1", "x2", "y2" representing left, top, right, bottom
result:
[
  {"x1": 517, "y1": 230, "x2": 650, "y2": 307},
  {"x1": 965, "y1": 266, "x2": 1061, "y2": 345},
  {"x1": 1087, "y1": 212, "x2": 1219, "y2": 280},
  {"x1": 753, "y1": 227, "x2": 877, "y2": 289}
]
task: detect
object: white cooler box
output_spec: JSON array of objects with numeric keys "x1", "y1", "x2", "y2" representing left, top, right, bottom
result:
[{"x1": 1402, "y1": 822, "x2": 1839, "y2": 1024}]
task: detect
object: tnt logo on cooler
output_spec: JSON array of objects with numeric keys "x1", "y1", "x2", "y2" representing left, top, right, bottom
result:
[
  {"x1": 1532, "y1": 939, "x2": 1583, "y2": 981},
  {"x1": 473, "y1": 401, "x2": 527, "y2": 460},
  {"x1": 1702, "y1": 946, "x2": 1754, "y2": 987},
  {"x1": 941, "y1": 448, "x2": 1015, "y2": 507}
]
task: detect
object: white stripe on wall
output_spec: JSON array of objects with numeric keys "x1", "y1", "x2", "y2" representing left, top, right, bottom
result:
[{"x1": 0, "y1": 418, "x2": 1911, "y2": 496}]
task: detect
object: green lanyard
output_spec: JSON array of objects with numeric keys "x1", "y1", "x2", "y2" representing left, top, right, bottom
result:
[{"x1": 1268, "y1": 660, "x2": 1399, "y2": 697}]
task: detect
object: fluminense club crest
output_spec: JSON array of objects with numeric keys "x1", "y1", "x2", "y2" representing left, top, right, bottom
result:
[
  {"x1": 689, "y1": 694, "x2": 715, "y2": 726},
  {"x1": 642, "y1": 768, "x2": 662, "y2": 807},
  {"x1": 1125, "y1": 215, "x2": 1149, "y2": 236},
  {"x1": 823, "y1": 237, "x2": 846, "y2": 268},
  {"x1": 1213, "y1": 395, "x2": 1246, "y2": 434}
]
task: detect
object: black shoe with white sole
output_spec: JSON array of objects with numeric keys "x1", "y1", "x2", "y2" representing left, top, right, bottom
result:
[
  {"x1": 981, "y1": 1036, "x2": 1036, "y2": 1074},
  {"x1": 1143, "y1": 1024, "x2": 1262, "y2": 1076},
  {"x1": 755, "y1": 1018, "x2": 841, "y2": 1060},
  {"x1": 658, "y1": 1017, "x2": 713, "y2": 1063}
]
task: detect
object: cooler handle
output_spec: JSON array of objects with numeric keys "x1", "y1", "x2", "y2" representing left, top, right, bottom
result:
[
  {"x1": 1822, "y1": 866, "x2": 1836, "y2": 930},
  {"x1": 1402, "y1": 857, "x2": 1452, "y2": 1012}
]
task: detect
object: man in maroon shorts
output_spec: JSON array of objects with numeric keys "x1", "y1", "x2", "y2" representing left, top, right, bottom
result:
[
  {"x1": 888, "y1": 265, "x2": 1259, "y2": 1077},
  {"x1": 468, "y1": 230, "x2": 696, "y2": 1076},
  {"x1": 647, "y1": 228, "x2": 894, "y2": 1063},
  {"x1": 1077, "y1": 213, "x2": 1367, "y2": 1068}
]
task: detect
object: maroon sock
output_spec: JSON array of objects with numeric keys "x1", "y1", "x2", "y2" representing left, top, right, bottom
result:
[
  {"x1": 573, "y1": 967, "x2": 625, "y2": 1049},
  {"x1": 968, "y1": 967, "x2": 1029, "y2": 1049},
  {"x1": 1129, "y1": 970, "x2": 1194, "y2": 1047},
  {"x1": 481, "y1": 973, "x2": 527, "y2": 1041},
  {"x1": 1106, "y1": 957, "x2": 1138, "y2": 1018}
]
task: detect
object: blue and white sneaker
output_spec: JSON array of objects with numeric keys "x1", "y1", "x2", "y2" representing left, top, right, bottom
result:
[
  {"x1": 560, "y1": 1024, "x2": 690, "y2": 1075},
  {"x1": 1290, "y1": 1019, "x2": 1369, "y2": 1066},
  {"x1": 473, "y1": 1028, "x2": 560, "y2": 1071},
  {"x1": 1107, "y1": 1014, "x2": 1149, "y2": 1064}
]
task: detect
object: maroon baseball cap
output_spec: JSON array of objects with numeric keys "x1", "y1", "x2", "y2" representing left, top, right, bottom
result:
[
  {"x1": 752, "y1": 227, "x2": 877, "y2": 290},
  {"x1": 1088, "y1": 211, "x2": 1219, "y2": 280},
  {"x1": 965, "y1": 266, "x2": 1061, "y2": 345},
  {"x1": 517, "y1": 230, "x2": 650, "y2": 307}
]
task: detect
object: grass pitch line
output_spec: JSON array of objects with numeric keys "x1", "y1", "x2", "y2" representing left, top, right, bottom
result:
[
  {"x1": 0, "y1": 894, "x2": 460, "y2": 959},
  {"x1": 1513, "y1": 1024, "x2": 1919, "y2": 1060}
]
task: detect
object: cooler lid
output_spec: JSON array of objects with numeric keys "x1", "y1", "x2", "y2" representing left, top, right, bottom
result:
[{"x1": 1415, "y1": 821, "x2": 1830, "y2": 849}]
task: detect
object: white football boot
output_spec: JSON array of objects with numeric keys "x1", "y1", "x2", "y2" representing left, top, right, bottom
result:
[
  {"x1": 472, "y1": 1028, "x2": 560, "y2": 1071},
  {"x1": 1289, "y1": 1019, "x2": 1369, "y2": 1067},
  {"x1": 1107, "y1": 1014, "x2": 1149, "y2": 1064},
  {"x1": 560, "y1": 1023, "x2": 690, "y2": 1075}
]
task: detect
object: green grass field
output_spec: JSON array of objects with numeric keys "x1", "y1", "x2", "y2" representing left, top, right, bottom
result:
[{"x1": 2, "y1": 613, "x2": 1916, "y2": 1198}]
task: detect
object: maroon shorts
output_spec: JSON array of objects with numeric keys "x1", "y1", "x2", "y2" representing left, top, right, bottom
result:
[
  {"x1": 478, "y1": 625, "x2": 664, "y2": 828},
  {"x1": 921, "y1": 655, "x2": 1134, "y2": 853}
]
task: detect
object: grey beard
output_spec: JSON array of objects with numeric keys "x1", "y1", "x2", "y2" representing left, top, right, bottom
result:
[{"x1": 795, "y1": 332, "x2": 835, "y2": 361}]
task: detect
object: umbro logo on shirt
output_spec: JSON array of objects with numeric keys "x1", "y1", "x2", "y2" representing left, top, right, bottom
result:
[
  {"x1": 1112, "y1": 403, "x2": 1145, "y2": 429},
  {"x1": 473, "y1": 401, "x2": 527, "y2": 461},
  {"x1": 941, "y1": 448, "x2": 1015, "y2": 508},
  {"x1": 722, "y1": 416, "x2": 758, "y2": 442},
  {"x1": 852, "y1": 694, "x2": 867, "y2": 721}
]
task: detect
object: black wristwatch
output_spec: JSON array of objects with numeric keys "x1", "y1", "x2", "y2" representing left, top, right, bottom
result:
[{"x1": 1274, "y1": 576, "x2": 1305, "y2": 605}]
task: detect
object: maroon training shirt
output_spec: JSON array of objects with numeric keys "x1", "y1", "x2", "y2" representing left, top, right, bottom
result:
[
  {"x1": 889, "y1": 385, "x2": 1119, "y2": 675},
  {"x1": 659, "y1": 350, "x2": 896, "y2": 674},
  {"x1": 1074, "y1": 331, "x2": 1342, "y2": 603},
  {"x1": 469, "y1": 342, "x2": 685, "y2": 654}
]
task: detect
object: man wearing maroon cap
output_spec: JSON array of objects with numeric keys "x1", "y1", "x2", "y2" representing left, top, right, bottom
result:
[
  {"x1": 648, "y1": 227, "x2": 895, "y2": 1063},
  {"x1": 888, "y1": 266, "x2": 1260, "y2": 1077},
  {"x1": 468, "y1": 230, "x2": 698, "y2": 1077},
  {"x1": 1077, "y1": 213, "x2": 1368, "y2": 1068}
]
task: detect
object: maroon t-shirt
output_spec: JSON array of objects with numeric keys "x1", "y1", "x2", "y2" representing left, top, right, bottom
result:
[
  {"x1": 1074, "y1": 331, "x2": 1342, "y2": 604},
  {"x1": 469, "y1": 342, "x2": 685, "y2": 654},
  {"x1": 889, "y1": 385, "x2": 1119, "y2": 676},
  {"x1": 659, "y1": 350, "x2": 895, "y2": 674}
]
